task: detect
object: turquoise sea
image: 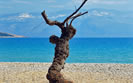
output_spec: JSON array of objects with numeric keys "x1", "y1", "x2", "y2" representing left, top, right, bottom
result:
[{"x1": 0, "y1": 38, "x2": 133, "y2": 63}]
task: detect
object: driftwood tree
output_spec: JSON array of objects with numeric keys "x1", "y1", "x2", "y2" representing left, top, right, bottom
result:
[{"x1": 41, "y1": 0, "x2": 88, "y2": 83}]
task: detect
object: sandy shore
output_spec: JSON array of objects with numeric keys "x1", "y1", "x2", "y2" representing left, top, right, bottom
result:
[{"x1": 0, "y1": 63, "x2": 133, "y2": 83}]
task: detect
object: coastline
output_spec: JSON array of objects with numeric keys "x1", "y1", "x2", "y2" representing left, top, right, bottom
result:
[{"x1": 0, "y1": 62, "x2": 133, "y2": 83}]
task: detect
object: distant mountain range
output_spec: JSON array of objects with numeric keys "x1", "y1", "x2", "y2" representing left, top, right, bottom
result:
[
  {"x1": 0, "y1": 8, "x2": 133, "y2": 37},
  {"x1": 0, "y1": 32, "x2": 24, "y2": 38}
]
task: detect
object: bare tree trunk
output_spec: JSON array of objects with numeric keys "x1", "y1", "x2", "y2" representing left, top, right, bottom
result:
[
  {"x1": 47, "y1": 27, "x2": 76, "y2": 83},
  {"x1": 41, "y1": 0, "x2": 88, "y2": 83}
]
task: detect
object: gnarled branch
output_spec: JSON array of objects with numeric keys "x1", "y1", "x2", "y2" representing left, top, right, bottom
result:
[
  {"x1": 63, "y1": 0, "x2": 88, "y2": 25},
  {"x1": 41, "y1": 0, "x2": 88, "y2": 28},
  {"x1": 41, "y1": 10, "x2": 63, "y2": 28},
  {"x1": 70, "y1": 11, "x2": 88, "y2": 26}
]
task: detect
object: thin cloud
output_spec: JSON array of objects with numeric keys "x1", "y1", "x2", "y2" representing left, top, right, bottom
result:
[
  {"x1": 12, "y1": 0, "x2": 31, "y2": 4},
  {"x1": 18, "y1": 13, "x2": 34, "y2": 19},
  {"x1": 93, "y1": 11, "x2": 110, "y2": 16},
  {"x1": 0, "y1": 13, "x2": 34, "y2": 21},
  {"x1": 0, "y1": 5, "x2": 12, "y2": 8},
  {"x1": 72, "y1": 0, "x2": 128, "y2": 5},
  {"x1": 40, "y1": 0, "x2": 56, "y2": 3},
  {"x1": 51, "y1": 14, "x2": 66, "y2": 19},
  {"x1": 49, "y1": 5, "x2": 64, "y2": 8},
  {"x1": 92, "y1": 0, "x2": 128, "y2": 4},
  {"x1": 88, "y1": 10, "x2": 111, "y2": 16}
]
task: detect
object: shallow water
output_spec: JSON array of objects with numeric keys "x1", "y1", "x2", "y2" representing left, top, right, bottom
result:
[{"x1": 0, "y1": 38, "x2": 133, "y2": 63}]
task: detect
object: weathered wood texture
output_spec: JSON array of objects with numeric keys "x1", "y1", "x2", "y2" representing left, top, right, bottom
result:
[{"x1": 41, "y1": 0, "x2": 88, "y2": 83}]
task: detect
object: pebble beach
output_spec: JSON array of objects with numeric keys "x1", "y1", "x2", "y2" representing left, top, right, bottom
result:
[{"x1": 0, "y1": 62, "x2": 133, "y2": 83}]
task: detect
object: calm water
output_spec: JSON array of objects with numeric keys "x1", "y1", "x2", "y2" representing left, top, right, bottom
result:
[{"x1": 0, "y1": 38, "x2": 133, "y2": 63}]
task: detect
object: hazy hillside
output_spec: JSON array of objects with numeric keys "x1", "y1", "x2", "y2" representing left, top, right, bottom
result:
[
  {"x1": 0, "y1": 32, "x2": 24, "y2": 38},
  {"x1": 0, "y1": 9, "x2": 133, "y2": 37}
]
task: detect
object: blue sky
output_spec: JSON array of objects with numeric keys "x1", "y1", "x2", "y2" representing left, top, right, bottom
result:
[
  {"x1": 0, "y1": 0, "x2": 133, "y2": 37},
  {"x1": 0, "y1": 0, "x2": 133, "y2": 14}
]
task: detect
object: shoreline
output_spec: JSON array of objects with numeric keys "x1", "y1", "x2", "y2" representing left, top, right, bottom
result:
[
  {"x1": 0, "y1": 62, "x2": 133, "y2": 83},
  {"x1": 1, "y1": 62, "x2": 133, "y2": 64}
]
